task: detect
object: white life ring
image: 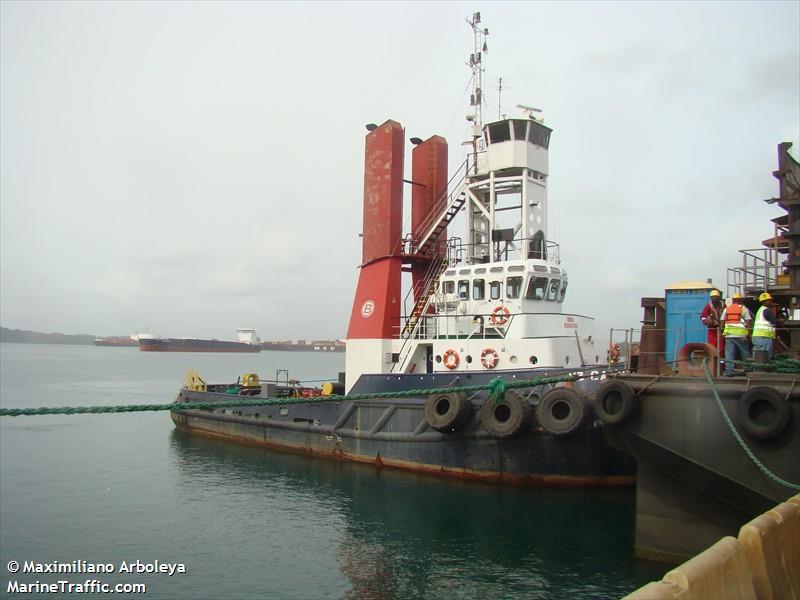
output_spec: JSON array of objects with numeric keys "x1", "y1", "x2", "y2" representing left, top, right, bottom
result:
[
  {"x1": 481, "y1": 348, "x2": 499, "y2": 369},
  {"x1": 491, "y1": 306, "x2": 511, "y2": 326}
]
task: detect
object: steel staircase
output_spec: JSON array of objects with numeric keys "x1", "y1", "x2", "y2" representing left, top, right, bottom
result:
[
  {"x1": 414, "y1": 186, "x2": 467, "y2": 257},
  {"x1": 401, "y1": 257, "x2": 449, "y2": 336},
  {"x1": 410, "y1": 159, "x2": 470, "y2": 257}
]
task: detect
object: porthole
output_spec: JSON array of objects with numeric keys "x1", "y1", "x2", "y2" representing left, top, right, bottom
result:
[
  {"x1": 510, "y1": 355, "x2": 518, "y2": 364},
  {"x1": 435, "y1": 355, "x2": 442, "y2": 363},
  {"x1": 530, "y1": 356, "x2": 538, "y2": 364},
  {"x1": 466, "y1": 355, "x2": 473, "y2": 364}
]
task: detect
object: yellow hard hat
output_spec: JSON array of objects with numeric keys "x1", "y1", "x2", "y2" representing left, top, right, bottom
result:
[
  {"x1": 732, "y1": 293, "x2": 744, "y2": 300},
  {"x1": 759, "y1": 292, "x2": 774, "y2": 302},
  {"x1": 709, "y1": 290, "x2": 721, "y2": 297}
]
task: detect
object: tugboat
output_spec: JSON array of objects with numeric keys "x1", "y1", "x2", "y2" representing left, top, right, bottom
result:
[{"x1": 170, "y1": 13, "x2": 633, "y2": 485}]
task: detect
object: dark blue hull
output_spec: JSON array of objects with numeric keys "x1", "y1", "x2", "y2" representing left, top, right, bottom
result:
[{"x1": 171, "y1": 366, "x2": 635, "y2": 485}]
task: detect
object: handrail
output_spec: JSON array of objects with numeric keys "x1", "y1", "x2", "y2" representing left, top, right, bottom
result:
[{"x1": 407, "y1": 159, "x2": 470, "y2": 255}]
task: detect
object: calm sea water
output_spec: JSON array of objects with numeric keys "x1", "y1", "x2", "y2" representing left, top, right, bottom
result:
[{"x1": 0, "y1": 343, "x2": 663, "y2": 599}]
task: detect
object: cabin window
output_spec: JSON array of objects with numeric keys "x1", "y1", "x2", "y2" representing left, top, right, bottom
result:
[
  {"x1": 442, "y1": 281, "x2": 454, "y2": 294},
  {"x1": 473, "y1": 279, "x2": 485, "y2": 300},
  {"x1": 488, "y1": 122, "x2": 511, "y2": 144},
  {"x1": 526, "y1": 276, "x2": 548, "y2": 300},
  {"x1": 558, "y1": 281, "x2": 568, "y2": 302},
  {"x1": 546, "y1": 279, "x2": 561, "y2": 301},
  {"x1": 458, "y1": 280, "x2": 469, "y2": 300},
  {"x1": 513, "y1": 120, "x2": 527, "y2": 141},
  {"x1": 527, "y1": 121, "x2": 551, "y2": 149},
  {"x1": 490, "y1": 280, "x2": 502, "y2": 300},
  {"x1": 506, "y1": 276, "x2": 523, "y2": 299}
]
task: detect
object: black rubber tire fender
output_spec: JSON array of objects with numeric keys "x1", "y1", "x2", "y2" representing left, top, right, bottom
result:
[
  {"x1": 480, "y1": 390, "x2": 532, "y2": 438},
  {"x1": 593, "y1": 380, "x2": 638, "y2": 425},
  {"x1": 424, "y1": 392, "x2": 473, "y2": 433},
  {"x1": 737, "y1": 387, "x2": 790, "y2": 440},
  {"x1": 536, "y1": 388, "x2": 589, "y2": 436}
]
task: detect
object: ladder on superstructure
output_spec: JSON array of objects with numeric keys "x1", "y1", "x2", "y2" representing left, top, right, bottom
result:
[
  {"x1": 401, "y1": 257, "x2": 450, "y2": 336},
  {"x1": 408, "y1": 160, "x2": 469, "y2": 257}
]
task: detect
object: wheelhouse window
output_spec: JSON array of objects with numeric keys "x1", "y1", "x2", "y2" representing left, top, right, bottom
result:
[
  {"x1": 527, "y1": 120, "x2": 552, "y2": 149},
  {"x1": 487, "y1": 121, "x2": 511, "y2": 144},
  {"x1": 546, "y1": 279, "x2": 561, "y2": 301},
  {"x1": 512, "y1": 120, "x2": 527, "y2": 141},
  {"x1": 442, "y1": 281, "x2": 454, "y2": 294},
  {"x1": 458, "y1": 280, "x2": 469, "y2": 300},
  {"x1": 506, "y1": 276, "x2": 523, "y2": 299},
  {"x1": 525, "y1": 276, "x2": 548, "y2": 300},
  {"x1": 473, "y1": 279, "x2": 485, "y2": 300},
  {"x1": 490, "y1": 280, "x2": 502, "y2": 300},
  {"x1": 558, "y1": 281, "x2": 568, "y2": 302}
]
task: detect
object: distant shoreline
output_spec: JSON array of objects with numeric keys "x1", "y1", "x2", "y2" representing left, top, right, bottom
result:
[{"x1": 0, "y1": 327, "x2": 95, "y2": 345}]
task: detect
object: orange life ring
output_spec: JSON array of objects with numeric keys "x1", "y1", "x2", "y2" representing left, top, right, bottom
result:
[
  {"x1": 443, "y1": 349, "x2": 459, "y2": 370},
  {"x1": 491, "y1": 306, "x2": 511, "y2": 325},
  {"x1": 480, "y1": 348, "x2": 499, "y2": 369}
]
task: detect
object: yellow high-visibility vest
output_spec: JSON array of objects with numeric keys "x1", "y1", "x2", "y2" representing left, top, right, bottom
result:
[{"x1": 752, "y1": 306, "x2": 776, "y2": 339}]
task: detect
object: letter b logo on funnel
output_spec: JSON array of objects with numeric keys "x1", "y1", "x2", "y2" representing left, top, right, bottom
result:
[{"x1": 361, "y1": 300, "x2": 375, "y2": 318}]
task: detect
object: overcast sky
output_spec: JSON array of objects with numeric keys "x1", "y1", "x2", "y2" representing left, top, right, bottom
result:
[{"x1": 1, "y1": 1, "x2": 798, "y2": 341}]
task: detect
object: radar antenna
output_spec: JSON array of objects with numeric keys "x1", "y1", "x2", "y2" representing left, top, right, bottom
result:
[{"x1": 517, "y1": 103, "x2": 544, "y2": 123}]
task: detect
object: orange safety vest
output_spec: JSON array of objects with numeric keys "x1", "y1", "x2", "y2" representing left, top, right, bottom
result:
[{"x1": 723, "y1": 303, "x2": 743, "y2": 324}]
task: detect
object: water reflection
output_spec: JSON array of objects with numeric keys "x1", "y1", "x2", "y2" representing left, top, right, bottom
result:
[{"x1": 168, "y1": 429, "x2": 661, "y2": 599}]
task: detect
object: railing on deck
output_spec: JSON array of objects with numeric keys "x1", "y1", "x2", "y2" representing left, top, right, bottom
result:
[{"x1": 727, "y1": 247, "x2": 785, "y2": 298}]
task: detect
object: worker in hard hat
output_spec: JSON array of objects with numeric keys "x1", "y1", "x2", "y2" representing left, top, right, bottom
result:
[
  {"x1": 700, "y1": 289, "x2": 723, "y2": 352},
  {"x1": 720, "y1": 293, "x2": 753, "y2": 376},
  {"x1": 752, "y1": 292, "x2": 779, "y2": 360}
]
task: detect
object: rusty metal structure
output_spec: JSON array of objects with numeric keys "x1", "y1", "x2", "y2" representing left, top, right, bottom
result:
[
  {"x1": 598, "y1": 143, "x2": 800, "y2": 563},
  {"x1": 728, "y1": 142, "x2": 800, "y2": 353}
]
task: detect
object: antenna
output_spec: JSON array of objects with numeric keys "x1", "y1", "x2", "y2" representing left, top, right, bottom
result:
[
  {"x1": 466, "y1": 11, "x2": 489, "y2": 131},
  {"x1": 498, "y1": 77, "x2": 502, "y2": 120}
]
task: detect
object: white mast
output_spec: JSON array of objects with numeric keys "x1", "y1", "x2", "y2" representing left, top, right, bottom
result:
[{"x1": 466, "y1": 12, "x2": 489, "y2": 132}]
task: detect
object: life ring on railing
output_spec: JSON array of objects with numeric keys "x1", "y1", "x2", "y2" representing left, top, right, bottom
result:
[
  {"x1": 737, "y1": 387, "x2": 790, "y2": 440},
  {"x1": 443, "y1": 349, "x2": 460, "y2": 370},
  {"x1": 480, "y1": 348, "x2": 499, "y2": 369},
  {"x1": 424, "y1": 392, "x2": 473, "y2": 433},
  {"x1": 593, "y1": 380, "x2": 637, "y2": 425},
  {"x1": 480, "y1": 390, "x2": 532, "y2": 438},
  {"x1": 491, "y1": 306, "x2": 511, "y2": 326},
  {"x1": 536, "y1": 388, "x2": 588, "y2": 436}
]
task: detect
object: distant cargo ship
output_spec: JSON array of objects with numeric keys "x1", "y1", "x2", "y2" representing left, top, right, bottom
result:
[
  {"x1": 139, "y1": 329, "x2": 262, "y2": 353},
  {"x1": 94, "y1": 335, "x2": 138, "y2": 347},
  {"x1": 261, "y1": 339, "x2": 345, "y2": 353}
]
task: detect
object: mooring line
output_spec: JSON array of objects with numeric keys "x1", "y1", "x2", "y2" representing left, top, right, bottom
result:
[
  {"x1": 0, "y1": 373, "x2": 590, "y2": 417},
  {"x1": 702, "y1": 359, "x2": 800, "y2": 491}
]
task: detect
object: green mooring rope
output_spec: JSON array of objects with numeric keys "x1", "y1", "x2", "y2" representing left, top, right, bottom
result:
[
  {"x1": 731, "y1": 355, "x2": 800, "y2": 373},
  {"x1": 0, "y1": 373, "x2": 581, "y2": 418},
  {"x1": 702, "y1": 358, "x2": 800, "y2": 491}
]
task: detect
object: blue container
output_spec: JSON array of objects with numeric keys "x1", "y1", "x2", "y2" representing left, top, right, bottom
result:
[{"x1": 665, "y1": 283, "x2": 715, "y2": 365}]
